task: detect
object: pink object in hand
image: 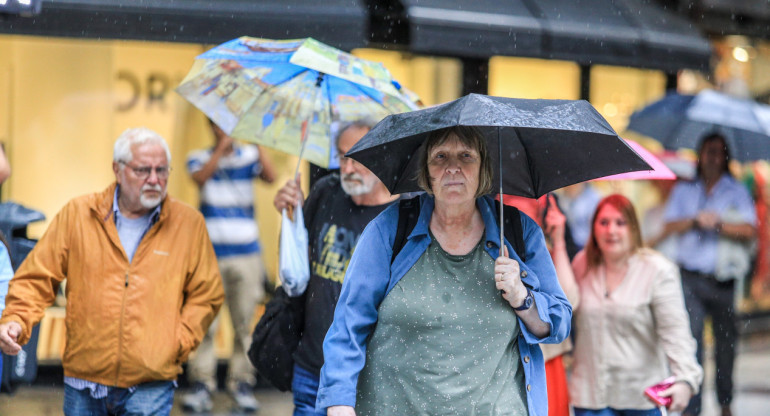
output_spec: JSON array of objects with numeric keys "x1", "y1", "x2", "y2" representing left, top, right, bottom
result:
[{"x1": 644, "y1": 376, "x2": 677, "y2": 407}]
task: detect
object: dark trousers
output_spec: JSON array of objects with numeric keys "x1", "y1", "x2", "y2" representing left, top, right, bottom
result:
[{"x1": 680, "y1": 269, "x2": 736, "y2": 415}]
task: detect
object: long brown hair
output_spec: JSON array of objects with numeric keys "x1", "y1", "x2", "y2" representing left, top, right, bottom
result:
[{"x1": 584, "y1": 194, "x2": 643, "y2": 269}]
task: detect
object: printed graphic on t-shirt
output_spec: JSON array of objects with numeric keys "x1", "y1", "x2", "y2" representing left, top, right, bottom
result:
[{"x1": 312, "y1": 222, "x2": 358, "y2": 283}]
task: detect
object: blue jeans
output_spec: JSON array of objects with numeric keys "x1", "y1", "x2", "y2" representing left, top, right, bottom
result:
[
  {"x1": 63, "y1": 380, "x2": 175, "y2": 416},
  {"x1": 574, "y1": 408, "x2": 662, "y2": 416},
  {"x1": 292, "y1": 364, "x2": 327, "y2": 416}
]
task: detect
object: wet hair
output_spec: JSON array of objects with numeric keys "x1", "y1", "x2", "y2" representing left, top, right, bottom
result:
[
  {"x1": 696, "y1": 133, "x2": 731, "y2": 178},
  {"x1": 416, "y1": 126, "x2": 493, "y2": 198},
  {"x1": 584, "y1": 194, "x2": 643, "y2": 269},
  {"x1": 335, "y1": 118, "x2": 380, "y2": 149},
  {"x1": 113, "y1": 127, "x2": 171, "y2": 164}
]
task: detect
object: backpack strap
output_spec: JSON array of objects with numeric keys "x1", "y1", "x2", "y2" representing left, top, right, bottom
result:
[
  {"x1": 496, "y1": 202, "x2": 526, "y2": 262},
  {"x1": 391, "y1": 196, "x2": 421, "y2": 265}
]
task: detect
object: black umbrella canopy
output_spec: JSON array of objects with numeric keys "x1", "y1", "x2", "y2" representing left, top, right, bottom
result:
[{"x1": 347, "y1": 94, "x2": 651, "y2": 199}]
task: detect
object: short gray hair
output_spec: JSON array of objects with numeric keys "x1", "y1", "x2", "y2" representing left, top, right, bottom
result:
[
  {"x1": 113, "y1": 127, "x2": 171, "y2": 164},
  {"x1": 334, "y1": 117, "x2": 381, "y2": 149}
]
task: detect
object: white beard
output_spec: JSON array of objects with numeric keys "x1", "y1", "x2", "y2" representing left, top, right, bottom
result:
[
  {"x1": 140, "y1": 184, "x2": 164, "y2": 209},
  {"x1": 340, "y1": 172, "x2": 375, "y2": 196}
]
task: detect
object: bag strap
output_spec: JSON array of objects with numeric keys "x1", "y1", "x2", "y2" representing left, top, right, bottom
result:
[
  {"x1": 391, "y1": 196, "x2": 421, "y2": 265},
  {"x1": 496, "y1": 202, "x2": 526, "y2": 262},
  {"x1": 391, "y1": 196, "x2": 526, "y2": 264}
]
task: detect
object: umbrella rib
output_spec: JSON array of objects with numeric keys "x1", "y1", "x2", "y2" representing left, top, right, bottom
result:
[{"x1": 514, "y1": 127, "x2": 538, "y2": 197}]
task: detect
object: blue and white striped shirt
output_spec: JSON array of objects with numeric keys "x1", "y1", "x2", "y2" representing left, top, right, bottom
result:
[{"x1": 187, "y1": 144, "x2": 262, "y2": 258}]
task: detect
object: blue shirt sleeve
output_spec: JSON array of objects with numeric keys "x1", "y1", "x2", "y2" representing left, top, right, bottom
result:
[
  {"x1": 517, "y1": 213, "x2": 572, "y2": 345},
  {"x1": 731, "y1": 182, "x2": 757, "y2": 226},
  {"x1": 663, "y1": 181, "x2": 691, "y2": 222}
]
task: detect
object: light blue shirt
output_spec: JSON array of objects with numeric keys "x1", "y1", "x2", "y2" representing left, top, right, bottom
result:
[
  {"x1": 64, "y1": 186, "x2": 163, "y2": 398},
  {"x1": 664, "y1": 174, "x2": 756, "y2": 274},
  {"x1": 564, "y1": 185, "x2": 601, "y2": 248},
  {"x1": 0, "y1": 243, "x2": 13, "y2": 315},
  {"x1": 316, "y1": 194, "x2": 572, "y2": 416}
]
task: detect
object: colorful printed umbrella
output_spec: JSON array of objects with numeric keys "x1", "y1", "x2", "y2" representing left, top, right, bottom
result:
[{"x1": 176, "y1": 37, "x2": 418, "y2": 168}]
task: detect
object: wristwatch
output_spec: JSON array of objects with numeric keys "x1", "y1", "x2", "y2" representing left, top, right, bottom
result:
[{"x1": 514, "y1": 288, "x2": 534, "y2": 311}]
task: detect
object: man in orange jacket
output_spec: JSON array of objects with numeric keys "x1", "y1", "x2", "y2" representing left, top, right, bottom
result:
[{"x1": 0, "y1": 127, "x2": 224, "y2": 415}]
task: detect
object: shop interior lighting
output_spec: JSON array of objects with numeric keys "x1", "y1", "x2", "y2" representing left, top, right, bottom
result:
[{"x1": 733, "y1": 47, "x2": 750, "y2": 62}]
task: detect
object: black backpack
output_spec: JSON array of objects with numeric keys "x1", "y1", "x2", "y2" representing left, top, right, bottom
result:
[{"x1": 391, "y1": 196, "x2": 526, "y2": 264}]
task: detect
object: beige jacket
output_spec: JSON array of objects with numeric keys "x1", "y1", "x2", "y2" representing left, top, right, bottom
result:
[
  {"x1": 569, "y1": 249, "x2": 703, "y2": 409},
  {"x1": 0, "y1": 183, "x2": 224, "y2": 387}
]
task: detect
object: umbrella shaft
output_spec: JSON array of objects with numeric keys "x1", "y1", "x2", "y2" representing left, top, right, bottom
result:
[{"x1": 294, "y1": 73, "x2": 325, "y2": 178}]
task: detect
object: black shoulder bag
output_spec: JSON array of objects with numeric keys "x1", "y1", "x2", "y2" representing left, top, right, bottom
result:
[{"x1": 247, "y1": 286, "x2": 305, "y2": 392}]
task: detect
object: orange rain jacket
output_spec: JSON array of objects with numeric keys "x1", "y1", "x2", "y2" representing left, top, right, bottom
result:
[{"x1": 0, "y1": 183, "x2": 224, "y2": 387}]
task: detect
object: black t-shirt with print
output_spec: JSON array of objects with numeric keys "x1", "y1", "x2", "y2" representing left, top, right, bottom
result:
[{"x1": 293, "y1": 173, "x2": 395, "y2": 375}]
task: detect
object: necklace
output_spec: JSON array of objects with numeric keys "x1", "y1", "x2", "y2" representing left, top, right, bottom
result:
[{"x1": 601, "y1": 260, "x2": 629, "y2": 298}]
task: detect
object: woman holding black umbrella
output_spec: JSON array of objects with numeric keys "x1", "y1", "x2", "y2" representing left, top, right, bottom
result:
[{"x1": 315, "y1": 126, "x2": 572, "y2": 416}]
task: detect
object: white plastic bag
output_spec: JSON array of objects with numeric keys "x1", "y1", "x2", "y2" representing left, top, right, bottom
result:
[{"x1": 279, "y1": 205, "x2": 310, "y2": 297}]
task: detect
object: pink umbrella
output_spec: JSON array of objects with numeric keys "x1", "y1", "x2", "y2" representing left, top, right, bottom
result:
[{"x1": 596, "y1": 138, "x2": 676, "y2": 181}]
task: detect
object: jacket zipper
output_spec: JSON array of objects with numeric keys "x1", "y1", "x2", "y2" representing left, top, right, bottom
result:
[{"x1": 115, "y1": 269, "x2": 130, "y2": 385}]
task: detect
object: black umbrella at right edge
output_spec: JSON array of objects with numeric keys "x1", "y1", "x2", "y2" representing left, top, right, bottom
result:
[{"x1": 346, "y1": 94, "x2": 652, "y2": 247}]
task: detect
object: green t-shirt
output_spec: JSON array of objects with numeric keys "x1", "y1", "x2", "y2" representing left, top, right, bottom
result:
[{"x1": 356, "y1": 233, "x2": 529, "y2": 416}]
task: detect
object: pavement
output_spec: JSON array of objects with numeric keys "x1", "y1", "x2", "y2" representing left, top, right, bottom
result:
[{"x1": 1, "y1": 328, "x2": 769, "y2": 415}]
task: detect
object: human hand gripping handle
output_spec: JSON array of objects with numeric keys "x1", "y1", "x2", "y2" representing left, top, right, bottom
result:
[
  {"x1": 327, "y1": 405, "x2": 356, "y2": 416},
  {"x1": 494, "y1": 246, "x2": 529, "y2": 308},
  {"x1": 658, "y1": 381, "x2": 693, "y2": 413},
  {"x1": 0, "y1": 321, "x2": 23, "y2": 355},
  {"x1": 273, "y1": 174, "x2": 305, "y2": 215}
]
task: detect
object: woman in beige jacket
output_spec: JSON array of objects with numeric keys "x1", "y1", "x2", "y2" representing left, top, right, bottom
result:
[{"x1": 567, "y1": 194, "x2": 702, "y2": 416}]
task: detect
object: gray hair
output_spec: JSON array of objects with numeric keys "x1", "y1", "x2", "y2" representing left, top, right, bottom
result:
[
  {"x1": 113, "y1": 127, "x2": 171, "y2": 164},
  {"x1": 334, "y1": 117, "x2": 381, "y2": 148}
]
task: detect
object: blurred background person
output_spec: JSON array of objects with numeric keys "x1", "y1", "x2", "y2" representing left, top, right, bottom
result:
[
  {"x1": 662, "y1": 133, "x2": 756, "y2": 416},
  {"x1": 569, "y1": 194, "x2": 702, "y2": 416},
  {"x1": 642, "y1": 151, "x2": 696, "y2": 263},
  {"x1": 182, "y1": 120, "x2": 276, "y2": 413},
  {"x1": 558, "y1": 183, "x2": 601, "y2": 250},
  {"x1": 272, "y1": 119, "x2": 398, "y2": 416}
]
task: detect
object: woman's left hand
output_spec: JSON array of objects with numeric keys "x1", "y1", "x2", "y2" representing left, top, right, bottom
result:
[
  {"x1": 659, "y1": 381, "x2": 693, "y2": 413},
  {"x1": 495, "y1": 246, "x2": 528, "y2": 308}
]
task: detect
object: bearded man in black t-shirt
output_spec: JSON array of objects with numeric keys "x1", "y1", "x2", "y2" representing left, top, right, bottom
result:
[{"x1": 273, "y1": 119, "x2": 399, "y2": 416}]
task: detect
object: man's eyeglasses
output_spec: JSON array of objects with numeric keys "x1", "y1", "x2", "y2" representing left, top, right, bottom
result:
[
  {"x1": 120, "y1": 162, "x2": 171, "y2": 180},
  {"x1": 337, "y1": 154, "x2": 356, "y2": 166}
]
